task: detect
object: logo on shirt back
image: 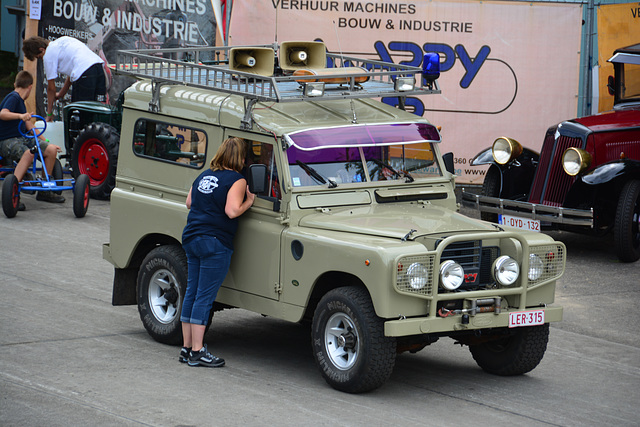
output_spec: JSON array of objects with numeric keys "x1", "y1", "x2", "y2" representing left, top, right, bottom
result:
[{"x1": 198, "y1": 176, "x2": 218, "y2": 194}]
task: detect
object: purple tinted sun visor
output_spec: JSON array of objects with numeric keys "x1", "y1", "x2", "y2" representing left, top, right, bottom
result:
[{"x1": 283, "y1": 123, "x2": 441, "y2": 152}]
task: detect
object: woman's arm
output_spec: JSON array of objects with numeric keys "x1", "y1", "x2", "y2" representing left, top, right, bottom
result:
[
  {"x1": 186, "y1": 187, "x2": 192, "y2": 209},
  {"x1": 225, "y1": 178, "x2": 255, "y2": 219}
]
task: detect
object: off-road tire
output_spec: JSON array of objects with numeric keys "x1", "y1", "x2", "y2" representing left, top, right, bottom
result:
[
  {"x1": 614, "y1": 179, "x2": 640, "y2": 263},
  {"x1": 72, "y1": 174, "x2": 90, "y2": 218},
  {"x1": 312, "y1": 286, "x2": 396, "y2": 393},
  {"x1": 470, "y1": 323, "x2": 549, "y2": 376},
  {"x1": 137, "y1": 245, "x2": 188, "y2": 345},
  {"x1": 2, "y1": 174, "x2": 19, "y2": 218},
  {"x1": 481, "y1": 165, "x2": 501, "y2": 223},
  {"x1": 72, "y1": 123, "x2": 119, "y2": 200}
]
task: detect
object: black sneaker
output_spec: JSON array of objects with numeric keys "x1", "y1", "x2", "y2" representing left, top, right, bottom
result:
[
  {"x1": 179, "y1": 347, "x2": 191, "y2": 363},
  {"x1": 36, "y1": 191, "x2": 65, "y2": 203},
  {"x1": 188, "y1": 344, "x2": 225, "y2": 367},
  {"x1": 18, "y1": 201, "x2": 25, "y2": 211}
]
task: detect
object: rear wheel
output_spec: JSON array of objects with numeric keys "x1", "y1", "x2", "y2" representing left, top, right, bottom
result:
[
  {"x1": 72, "y1": 174, "x2": 90, "y2": 218},
  {"x1": 614, "y1": 180, "x2": 640, "y2": 263},
  {"x1": 72, "y1": 123, "x2": 119, "y2": 200},
  {"x1": 480, "y1": 166, "x2": 501, "y2": 223},
  {"x1": 312, "y1": 286, "x2": 396, "y2": 393},
  {"x1": 52, "y1": 158, "x2": 63, "y2": 195},
  {"x1": 2, "y1": 174, "x2": 20, "y2": 218},
  {"x1": 137, "y1": 245, "x2": 187, "y2": 345},
  {"x1": 470, "y1": 324, "x2": 549, "y2": 376}
]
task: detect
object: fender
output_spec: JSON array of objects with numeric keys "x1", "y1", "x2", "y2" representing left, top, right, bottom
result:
[
  {"x1": 564, "y1": 160, "x2": 640, "y2": 227},
  {"x1": 470, "y1": 147, "x2": 539, "y2": 199},
  {"x1": 582, "y1": 159, "x2": 640, "y2": 186}
]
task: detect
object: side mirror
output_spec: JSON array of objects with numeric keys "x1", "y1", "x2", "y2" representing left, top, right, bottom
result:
[
  {"x1": 247, "y1": 164, "x2": 267, "y2": 194},
  {"x1": 442, "y1": 152, "x2": 455, "y2": 175}
]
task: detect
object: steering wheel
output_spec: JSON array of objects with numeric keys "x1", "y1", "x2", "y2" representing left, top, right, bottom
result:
[{"x1": 18, "y1": 114, "x2": 46, "y2": 139}]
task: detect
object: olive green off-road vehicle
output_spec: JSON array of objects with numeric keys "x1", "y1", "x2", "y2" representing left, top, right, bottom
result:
[{"x1": 104, "y1": 42, "x2": 565, "y2": 393}]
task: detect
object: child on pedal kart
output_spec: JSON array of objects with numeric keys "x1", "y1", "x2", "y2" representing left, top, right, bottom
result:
[{"x1": 0, "y1": 71, "x2": 64, "y2": 209}]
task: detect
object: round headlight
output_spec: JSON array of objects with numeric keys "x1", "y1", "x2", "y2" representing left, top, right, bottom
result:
[
  {"x1": 528, "y1": 254, "x2": 544, "y2": 281},
  {"x1": 562, "y1": 147, "x2": 592, "y2": 176},
  {"x1": 493, "y1": 256, "x2": 520, "y2": 286},
  {"x1": 439, "y1": 260, "x2": 464, "y2": 290},
  {"x1": 406, "y1": 262, "x2": 429, "y2": 290},
  {"x1": 492, "y1": 137, "x2": 523, "y2": 165}
]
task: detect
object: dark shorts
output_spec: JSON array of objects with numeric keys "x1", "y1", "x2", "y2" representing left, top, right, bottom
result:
[
  {"x1": 72, "y1": 63, "x2": 107, "y2": 103},
  {"x1": 0, "y1": 136, "x2": 50, "y2": 163}
]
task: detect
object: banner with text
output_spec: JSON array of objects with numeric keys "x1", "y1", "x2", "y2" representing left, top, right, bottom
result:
[
  {"x1": 37, "y1": 0, "x2": 217, "y2": 107},
  {"x1": 230, "y1": 0, "x2": 582, "y2": 184}
]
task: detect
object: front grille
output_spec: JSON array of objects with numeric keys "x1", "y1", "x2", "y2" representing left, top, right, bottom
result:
[
  {"x1": 441, "y1": 240, "x2": 500, "y2": 290},
  {"x1": 529, "y1": 132, "x2": 581, "y2": 206}
]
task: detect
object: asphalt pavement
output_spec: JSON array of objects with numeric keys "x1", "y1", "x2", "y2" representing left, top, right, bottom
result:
[{"x1": 0, "y1": 193, "x2": 638, "y2": 426}]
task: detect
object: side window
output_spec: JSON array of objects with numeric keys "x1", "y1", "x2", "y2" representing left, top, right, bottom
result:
[
  {"x1": 244, "y1": 140, "x2": 281, "y2": 200},
  {"x1": 132, "y1": 118, "x2": 207, "y2": 168}
]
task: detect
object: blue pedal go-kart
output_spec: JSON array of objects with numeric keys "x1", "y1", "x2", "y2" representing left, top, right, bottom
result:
[{"x1": 1, "y1": 115, "x2": 90, "y2": 218}]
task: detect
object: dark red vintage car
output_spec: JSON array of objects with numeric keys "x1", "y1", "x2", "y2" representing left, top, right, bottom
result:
[{"x1": 463, "y1": 44, "x2": 640, "y2": 262}]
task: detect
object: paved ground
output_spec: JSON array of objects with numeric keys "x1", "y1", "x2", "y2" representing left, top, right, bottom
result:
[{"x1": 0, "y1": 194, "x2": 638, "y2": 426}]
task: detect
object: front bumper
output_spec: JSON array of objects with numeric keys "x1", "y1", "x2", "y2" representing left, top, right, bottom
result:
[
  {"x1": 385, "y1": 305, "x2": 563, "y2": 336},
  {"x1": 461, "y1": 191, "x2": 594, "y2": 228}
]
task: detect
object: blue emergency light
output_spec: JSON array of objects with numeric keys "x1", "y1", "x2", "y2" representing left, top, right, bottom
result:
[{"x1": 423, "y1": 53, "x2": 440, "y2": 88}]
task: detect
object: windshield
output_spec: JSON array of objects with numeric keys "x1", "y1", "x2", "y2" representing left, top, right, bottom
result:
[
  {"x1": 619, "y1": 63, "x2": 640, "y2": 102},
  {"x1": 284, "y1": 123, "x2": 442, "y2": 187}
]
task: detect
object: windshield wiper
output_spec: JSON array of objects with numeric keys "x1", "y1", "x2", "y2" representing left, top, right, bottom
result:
[
  {"x1": 296, "y1": 160, "x2": 338, "y2": 188},
  {"x1": 372, "y1": 159, "x2": 414, "y2": 183}
]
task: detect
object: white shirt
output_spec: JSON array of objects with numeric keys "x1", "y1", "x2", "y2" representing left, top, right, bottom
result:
[{"x1": 43, "y1": 36, "x2": 103, "y2": 82}]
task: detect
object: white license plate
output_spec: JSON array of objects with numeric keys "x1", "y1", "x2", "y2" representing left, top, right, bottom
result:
[
  {"x1": 499, "y1": 214, "x2": 541, "y2": 232},
  {"x1": 509, "y1": 310, "x2": 545, "y2": 328}
]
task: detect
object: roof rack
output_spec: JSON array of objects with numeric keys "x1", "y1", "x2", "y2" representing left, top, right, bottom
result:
[{"x1": 113, "y1": 44, "x2": 440, "y2": 104}]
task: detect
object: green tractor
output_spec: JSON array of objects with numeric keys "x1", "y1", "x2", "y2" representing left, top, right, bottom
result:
[{"x1": 61, "y1": 92, "x2": 123, "y2": 199}]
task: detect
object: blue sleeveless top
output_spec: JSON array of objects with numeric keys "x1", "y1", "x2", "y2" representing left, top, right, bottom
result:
[{"x1": 182, "y1": 169, "x2": 244, "y2": 250}]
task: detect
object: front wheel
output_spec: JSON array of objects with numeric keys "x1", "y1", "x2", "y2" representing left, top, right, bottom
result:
[
  {"x1": 614, "y1": 180, "x2": 640, "y2": 263},
  {"x1": 72, "y1": 174, "x2": 90, "y2": 218},
  {"x1": 469, "y1": 324, "x2": 549, "y2": 376},
  {"x1": 312, "y1": 286, "x2": 396, "y2": 393},
  {"x1": 137, "y1": 245, "x2": 187, "y2": 345},
  {"x1": 2, "y1": 174, "x2": 20, "y2": 218}
]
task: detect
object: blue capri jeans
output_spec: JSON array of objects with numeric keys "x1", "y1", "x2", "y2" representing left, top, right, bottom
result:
[{"x1": 180, "y1": 235, "x2": 233, "y2": 326}]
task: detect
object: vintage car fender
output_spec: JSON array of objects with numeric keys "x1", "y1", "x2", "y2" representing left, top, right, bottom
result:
[
  {"x1": 581, "y1": 159, "x2": 640, "y2": 186},
  {"x1": 561, "y1": 160, "x2": 640, "y2": 228},
  {"x1": 470, "y1": 146, "x2": 539, "y2": 199}
]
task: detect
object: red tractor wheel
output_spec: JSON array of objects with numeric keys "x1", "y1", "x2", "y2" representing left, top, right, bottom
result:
[{"x1": 72, "y1": 123, "x2": 119, "y2": 200}]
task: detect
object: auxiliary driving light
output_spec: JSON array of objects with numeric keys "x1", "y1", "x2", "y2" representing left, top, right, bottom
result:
[
  {"x1": 493, "y1": 256, "x2": 519, "y2": 286},
  {"x1": 302, "y1": 82, "x2": 325, "y2": 97},
  {"x1": 406, "y1": 262, "x2": 429, "y2": 290},
  {"x1": 439, "y1": 260, "x2": 464, "y2": 290},
  {"x1": 394, "y1": 77, "x2": 415, "y2": 92},
  {"x1": 492, "y1": 137, "x2": 523, "y2": 165}
]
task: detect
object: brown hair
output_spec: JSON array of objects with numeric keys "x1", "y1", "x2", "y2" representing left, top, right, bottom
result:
[
  {"x1": 22, "y1": 36, "x2": 49, "y2": 61},
  {"x1": 210, "y1": 137, "x2": 245, "y2": 172},
  {"x1": 14, "y1": 70, "x2": 33, "y2": 89}
]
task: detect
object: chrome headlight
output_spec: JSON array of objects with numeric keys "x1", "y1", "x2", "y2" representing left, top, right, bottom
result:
[
  {"x1": 493, "y1": 255, "x2": 519, "y2": 286},
  {"x1": 562, "y1": 147, "x2": 592, "y2": 176},
  {"x1": 492, "y1": 137, "x2": 523, "y2": 165},
  {"x1": 406, "y1": 262, "x2": 429, "y2": 290},
  {"x1": 439, "y1": 260, "x2": 464, "y2": 290},
  {"x1": 528, "y1": 254, "x2": 544, "y2": 281}
]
